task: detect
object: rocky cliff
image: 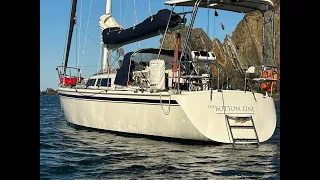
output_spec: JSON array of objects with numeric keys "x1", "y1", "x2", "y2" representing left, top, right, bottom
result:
[{"x1": 226, "y1": 0, "x2": 280, "y2": 68}]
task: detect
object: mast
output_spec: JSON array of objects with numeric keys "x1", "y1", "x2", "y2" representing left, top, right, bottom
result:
[
  {"x1": 64, "y1": 0, "x2": 78, "y2": 74},
  {"x1": 106, "y1": 0, "x2": 111, "y2": 15},
  {"x1": 102, "y1": 0, "x2": 111, "y2": 72},
  {"x1": 99, "y1": 0, "x2": 122, "y2": 73}
]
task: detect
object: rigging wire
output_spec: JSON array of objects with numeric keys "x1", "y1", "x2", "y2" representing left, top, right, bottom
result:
[
  {"x1": 243, "y1": 13, "x2": 259, "y2": 66},
  {"x1": 214, "y1": 11, "x2": 229, "y2": 35},
  {"x1": 77, "y1": 0, "x2": 83, "y2": 69},
  {"x1": 148, "y1": 0, "x2": 152, "y2": 17},
  {"x1": 205, "y1": 0, "x2": 210, "y2": 74},
  {"x1": 80, "y1": 0, "x2": 93, "y2": 68},
  {"x1": 125, "y1": 0, "x2": 134, "y2": 28},
  {"x1": 124, "y1": 0, "x2": 127, "y2": 27},
  {"x1": 62, "y1": 0, "x2": 74, "y2": 66},
  {"x1": 133, "y1": 0, "x2": 141, "y2": 48},
  {"x1": 213, "y1": 10, "x2": 216, "y2": 40},
  {"x1": 76, "y1": 15, "x2": 78, "y2": 69},
  {"x1": 139, "y1": 0, "x2": 148, "y2": 18},
  {"x1": 214, "y1": 10, "x2": 244, "y2": 75},
  {"x1": 134, "y1": 0, "x2": 137, "y2": 26},
  {"x1": 64, "y1": 0, "x2": 127, "y2": 80},
  {"x1": 134, "y1": 1, "x2": 137, "y2": 29},
  {"x1": 75, "y1": 24, "x2": 100, "y2": 47},
  {"x1": 264, "y1": 13, "x2": 270, "y2": 66}
]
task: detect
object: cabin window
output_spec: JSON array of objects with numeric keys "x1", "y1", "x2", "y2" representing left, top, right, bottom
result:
[
  {"x1": 100, "y1": 78, "x2": 112, "y2": 87},
  {"x1": 96, "y1": 78, "x2": 102, "y2": 86},
  {"x1": 86, "y1": 79, "x2": 96, "y2": 86}
]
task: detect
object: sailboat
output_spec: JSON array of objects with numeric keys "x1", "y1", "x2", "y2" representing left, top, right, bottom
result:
[{"x1": 57, "y1": 0, "x2": 278, "y2": 146}]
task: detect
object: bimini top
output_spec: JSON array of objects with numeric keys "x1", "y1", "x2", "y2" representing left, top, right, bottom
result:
[{"x1": 164, "y1": 0, "x2": 274, "y2": 13}]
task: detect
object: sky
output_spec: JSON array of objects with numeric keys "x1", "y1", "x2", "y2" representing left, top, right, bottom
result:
[{"x1": 40, "y1": 0, "x2": 244, "y2": 90}]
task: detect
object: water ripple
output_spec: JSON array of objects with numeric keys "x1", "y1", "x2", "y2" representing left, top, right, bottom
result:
[{"x1": 40, "y1": 94, "x2": 280, "y2": 179}]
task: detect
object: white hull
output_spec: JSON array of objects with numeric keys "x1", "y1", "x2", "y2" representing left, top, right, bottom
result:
[{"x1": 59, "y1": 87, "x2": 276, "y2": 144}]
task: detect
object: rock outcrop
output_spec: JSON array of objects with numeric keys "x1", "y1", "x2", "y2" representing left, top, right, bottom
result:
[{"x1": 41, "y1": 88, "x2": 58, "y2": 96}]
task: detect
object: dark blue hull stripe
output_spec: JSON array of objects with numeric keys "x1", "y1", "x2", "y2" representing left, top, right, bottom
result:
[{"x1": 59, "y1": 93, "x2": 179, "y2": 105}]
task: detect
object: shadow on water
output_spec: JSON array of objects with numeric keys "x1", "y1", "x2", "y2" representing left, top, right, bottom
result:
[
  {"x1": 40, "y1": 95, "x2": 280, "y2": 179},
  {"x1": 68, "y1": 121, "x2": 223, "y2": 146}
]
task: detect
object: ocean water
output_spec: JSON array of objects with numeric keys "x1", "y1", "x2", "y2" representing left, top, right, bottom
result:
[{"x1": 40, "y1": 94, "x2": 280, "y2": 179}]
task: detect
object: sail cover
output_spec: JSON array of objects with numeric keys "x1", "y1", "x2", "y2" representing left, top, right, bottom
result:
[{"x1": 102, "y1": 9, "x2": 186, "y2": 49}]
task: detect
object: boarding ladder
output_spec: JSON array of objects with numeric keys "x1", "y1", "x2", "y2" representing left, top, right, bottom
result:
[{"x1": 225, "y1": 115, "x2": 260, "y2": 146}]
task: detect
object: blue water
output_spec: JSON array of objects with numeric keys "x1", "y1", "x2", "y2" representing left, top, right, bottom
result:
[{"x1": 40, "y1": 94, "x2": 280, "y2": 179}]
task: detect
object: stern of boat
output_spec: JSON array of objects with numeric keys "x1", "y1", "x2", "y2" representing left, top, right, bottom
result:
[{"x1": 174, "y1": 90, "x2": 277, "y2": 144}]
